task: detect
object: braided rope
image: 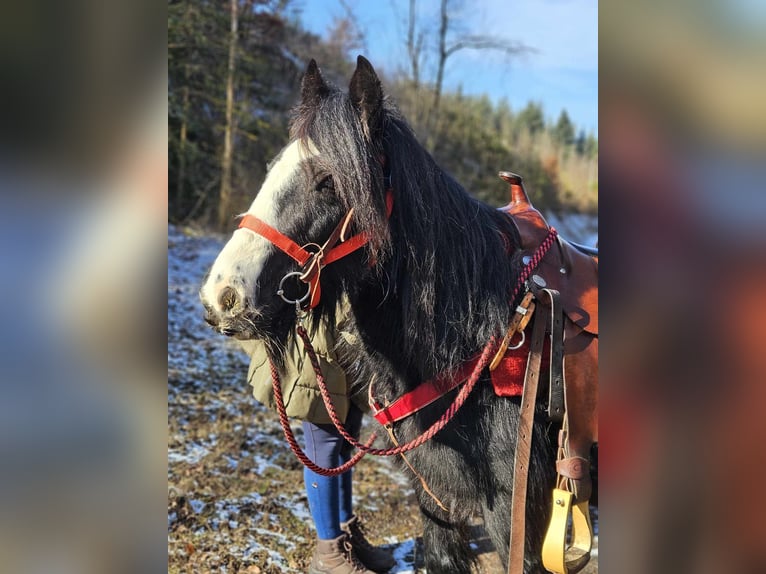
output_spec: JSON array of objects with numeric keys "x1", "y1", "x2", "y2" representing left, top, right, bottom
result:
[
  {"x1": 270, "y1": 228, "x2": 558, "y2": 476},
  {"x1": 270, "y1": 360, "x2": 375, "y2": 476},
  {"x1": 513, "y1": 227, "x2": 558, "y2": 301}
]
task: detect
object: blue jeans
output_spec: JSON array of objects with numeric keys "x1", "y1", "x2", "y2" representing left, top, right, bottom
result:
[{"x1": 302, "y1": 404, "x2": 364, "y2": 540}]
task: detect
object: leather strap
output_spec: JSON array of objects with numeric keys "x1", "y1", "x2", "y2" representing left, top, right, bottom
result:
[
  {"x1": 298, "y1": 209, "x2": 355, "y2": 284},
  {"x1": 489, "y1": 291, "x2": 535, "y2": 371},
  {"x1": 238, "y1": 215, "x2": 312, "y2": 266},
  {"x1": 371, "y1": 353, "x2": 482, "y2": 425},
  {"x1": 556, "y1": 456, "x2": 589, "y2": 480},
  {"x1": 507, "y1": 293, "x2": 550, "y2": 574},
  {"x1": 384, "y1": 425, "x2": 449, "y2": 512},
  {"x1": 528, "y1": 278, "x2": 565, "y2": 424},
  {"x1": 547, "y1": 290, "x2": 565, "y2": 424},
  {"x1": 298, "y1": 210, "x2": 355, "y2": 308}
]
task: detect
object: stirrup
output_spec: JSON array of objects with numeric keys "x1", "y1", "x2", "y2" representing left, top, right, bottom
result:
[{"x1": 541, "y1": 488, "x2": 593, "y2": 574}]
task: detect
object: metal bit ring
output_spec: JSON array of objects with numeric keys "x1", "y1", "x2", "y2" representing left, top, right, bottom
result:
[{"x1": 277, "y1": 271, "x2": 311, "y2": 306}]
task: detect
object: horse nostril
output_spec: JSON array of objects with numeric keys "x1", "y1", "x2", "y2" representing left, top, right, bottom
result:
[{"x1": 218, "y1": 286, "x2": 239, "y2": 311}]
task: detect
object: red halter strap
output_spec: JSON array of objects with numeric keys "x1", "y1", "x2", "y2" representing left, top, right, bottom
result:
[
  {"x1": 237, "y1": 216, "x2": 313, "y2": 267},
  {"x1": 238, "y1": 189, "x2": 394, "y2": 309}
]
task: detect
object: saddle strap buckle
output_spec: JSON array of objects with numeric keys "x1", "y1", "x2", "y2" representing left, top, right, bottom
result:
[
  {"x1": 542, "y1": 488, "x2": 593, "y2": 574},
  {"x1": 489, "y1": 290, "x2": 535, "y2": 371}
]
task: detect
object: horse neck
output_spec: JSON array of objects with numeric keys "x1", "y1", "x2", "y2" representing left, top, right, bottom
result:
[{"x1": 351, "y1": 150, "x2": 520, "y2": 387}]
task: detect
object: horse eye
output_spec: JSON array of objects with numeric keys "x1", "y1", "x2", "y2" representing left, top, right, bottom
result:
[
  {"x1": 316, "y1": 176, "x2": 333, "y2": 192},
  {"x1": 316, "y1": 175, "x2": 335, "y2": 192}
]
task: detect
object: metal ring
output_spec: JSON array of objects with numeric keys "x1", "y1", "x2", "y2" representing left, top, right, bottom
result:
[
  {"x1": 507, "y1": 330, "x2": 526, "y2": 350},
  {"x1": 277, "y1": 271, "x2": 311, "y2": 305}
]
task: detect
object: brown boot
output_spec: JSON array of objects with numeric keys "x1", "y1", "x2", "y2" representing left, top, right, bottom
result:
[
  {"x1": 308, "y1": 533, "x2": 375, "y2": 574},
  {"x1": 341, "y1": 515, "x2": 396, "y2": 573}
]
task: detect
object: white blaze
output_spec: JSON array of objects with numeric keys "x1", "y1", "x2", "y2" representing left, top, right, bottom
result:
[{"x1": 200, "y1": 139, "x2": 319, "y2": 312}]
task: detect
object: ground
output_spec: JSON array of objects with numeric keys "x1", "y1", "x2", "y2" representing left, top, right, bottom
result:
[{"x1": 168, "y1": 224, "x2": 597, "y2": 573}]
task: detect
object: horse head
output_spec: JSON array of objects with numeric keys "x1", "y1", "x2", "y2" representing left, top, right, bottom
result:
[{"x1": 200, "y1": 57, "x2": 393, "y2": 345}]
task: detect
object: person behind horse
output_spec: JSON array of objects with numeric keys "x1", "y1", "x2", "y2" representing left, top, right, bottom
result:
[{"x1": 242, "y1": 304, "x2": 395, "y2": 574}]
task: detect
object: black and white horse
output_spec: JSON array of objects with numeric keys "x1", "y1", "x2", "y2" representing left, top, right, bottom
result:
[{"x1": 201, "y1": 57, "x2": 556, "y2": 573}]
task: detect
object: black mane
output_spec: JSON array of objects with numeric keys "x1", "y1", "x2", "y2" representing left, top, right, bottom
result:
[{"x1": 290, "y1": 80, "x2": 523, "y2": 386}]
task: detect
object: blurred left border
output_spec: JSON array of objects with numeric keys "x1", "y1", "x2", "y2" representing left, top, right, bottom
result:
[{"x1": 0, "y1": 1, "x2": 167, "y2": 572}]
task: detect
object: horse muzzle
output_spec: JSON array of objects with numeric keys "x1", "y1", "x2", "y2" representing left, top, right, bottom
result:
[{"x1": 200, "y1": 286, "x2": 262, "y2": 340}]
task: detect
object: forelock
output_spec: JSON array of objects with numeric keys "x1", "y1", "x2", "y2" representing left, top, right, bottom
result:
[{"x1": 288, "y1": 89, "x2": 390, "y2": 255}]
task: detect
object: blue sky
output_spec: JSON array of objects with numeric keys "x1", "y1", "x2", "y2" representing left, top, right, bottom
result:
[{"x1": 294, "y1": 0, "x2": 598, "y2": 136}]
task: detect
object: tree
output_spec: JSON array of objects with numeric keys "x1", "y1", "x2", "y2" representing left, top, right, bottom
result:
[
  {"x1": 170, "y1": 0, "x2": 296, "y2": 227},
  {"x1": 493, "y1": 97, "x2": 513, "y2": 142},
  {"x1": 169, "y1": 0, "x2": 598, "y2": 229},
  {"x1": 585, "y1": 133, "x2": 598, "y2": 158},
  {"x1": 517, "y1": 102, "x2": 545, "y2": 136},
  {"x1": 428, "y1": 0, "x2": 530, "y2": 138},
  {"x1": 218, "y1": 0, "x2": 239, "y2": 229},
  {"x1": 169, "y1": 0, "x2": 229, "y2": 223},
  {"x1": 575, "y1": 129, "x2": 587, "y2": 156},
  {"x1": 552, "y1": 109, "x2": 575, "y2": 149},
  {"x1": 406, "y1": 0, "x2": 425, "y2": 87}
]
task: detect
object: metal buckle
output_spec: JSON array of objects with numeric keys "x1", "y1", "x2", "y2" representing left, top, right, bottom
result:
[{"x1": 507, "y1": 329, "x2": 526, "y2": 350}]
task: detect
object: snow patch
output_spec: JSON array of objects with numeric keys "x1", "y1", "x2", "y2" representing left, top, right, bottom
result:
[
  {"x1": 168, "y1": 441, "x2": 211, "y2": 465},
  {"x1": 189, "y1": 499, "x2": 206, "y2": 514},
  {"x1": 544, "y1": 211, "x2": 598, "y2": 246},
  {"x1": 391, "y1": 539, "x2": 417, "y2": 574}
]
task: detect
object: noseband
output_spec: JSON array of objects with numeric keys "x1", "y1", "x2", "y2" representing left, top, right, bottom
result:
[{"x1": 238, "y1": 189, "x2": 394, "y2": 309}]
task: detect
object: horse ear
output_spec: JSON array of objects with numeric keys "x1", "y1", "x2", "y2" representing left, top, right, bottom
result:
[
  {"x1": 349, "y1": 55, "x2": 383, "y2": 137},
  {"x1": 301, "y1": 59, "x2": 329, "y2": 106}
]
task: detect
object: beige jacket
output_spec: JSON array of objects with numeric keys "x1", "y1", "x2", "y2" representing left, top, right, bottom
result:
[{"x1": 242, "y1": 308, "x2": 365, "y2": 424}]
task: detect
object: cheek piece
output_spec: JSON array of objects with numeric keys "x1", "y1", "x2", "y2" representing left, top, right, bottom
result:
[{"x1": 238, "y1": 189, "x2": 394, "y2": 310}]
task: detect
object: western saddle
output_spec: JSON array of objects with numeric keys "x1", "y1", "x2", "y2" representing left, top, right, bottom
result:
[{"x1": 498, "y1": 172, "x2": 598, "y2": 574}]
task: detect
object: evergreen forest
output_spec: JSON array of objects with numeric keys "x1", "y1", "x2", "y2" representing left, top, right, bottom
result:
[{"x1": 169, "y1": 0, "x2": 598, "y2": 231}]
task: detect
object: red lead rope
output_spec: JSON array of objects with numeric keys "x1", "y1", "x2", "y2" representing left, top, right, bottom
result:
[
  {"x1": 270, "y1": 228, "x2": 558, "y2": 476},
  {"x1": 269, "y1": 332, "x2": 498, "y2": 476}
]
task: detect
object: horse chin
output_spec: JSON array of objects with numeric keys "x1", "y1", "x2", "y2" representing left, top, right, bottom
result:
[
  {"x1": 213, "y1": 309, "x2": 293, "y2": 348},
  {"x1": 211, "y1": 322, "x2": 256, "y2": 340},
  {"x1": 208, "y1": 312, "x2": 263, "y2": 341},
  {"x1": 230, "y1": 328, "x2": 258, "y2": 341}
]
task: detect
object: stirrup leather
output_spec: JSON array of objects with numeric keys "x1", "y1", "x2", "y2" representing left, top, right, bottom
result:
[{"x1": 541, "y1": 404, "x2": 593, "y2": 572}]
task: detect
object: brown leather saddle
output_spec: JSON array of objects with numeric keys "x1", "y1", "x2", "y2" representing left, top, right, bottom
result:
[
  {"x1": 498, "y1": 171, "x2": 598, "y2": 336},
  {"x1": 498, "y1": 169, "x2": 598, "y2": 478},
  {"x1": 498, "y1": 171, "x2": 598, "y2": 573}
]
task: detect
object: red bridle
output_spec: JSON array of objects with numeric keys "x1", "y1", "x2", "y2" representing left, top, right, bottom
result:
[{"x1": 238, "y1": 190, "x2": 394, "y2": 309}]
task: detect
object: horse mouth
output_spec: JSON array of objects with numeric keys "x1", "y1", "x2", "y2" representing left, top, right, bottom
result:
[
  {"x1": 203, "y1": 300, "x2": 293, "y2": 345},
  {"x1": 204, "y1": 311, "x2": 262, "y2": 340}
]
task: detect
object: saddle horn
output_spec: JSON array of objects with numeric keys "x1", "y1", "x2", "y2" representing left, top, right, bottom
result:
[{"x1": 498, "y1": 171, "x2": 531, "y2": 209}]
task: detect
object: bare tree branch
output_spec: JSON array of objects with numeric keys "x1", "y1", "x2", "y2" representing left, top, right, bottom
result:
[
  {"x1": 407, "y1": 0, "x2": 420, "y2": 86},
  {"x1": 338, "y1": 0, "x2": 368, "y2": 56},
  {"x1": 445, "y1": 35, "x2": 534, "y2": 59},
  {"x1": 429, "y1": 0, "x2": 449, "y2": 139},
  {"x1": 427, "y1": 0, "x2": 534, "y2": 147}
]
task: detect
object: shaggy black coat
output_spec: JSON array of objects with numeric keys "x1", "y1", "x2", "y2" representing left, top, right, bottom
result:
[{"x1": 281, "y1": 57, "x2": 557, "y2": 573}]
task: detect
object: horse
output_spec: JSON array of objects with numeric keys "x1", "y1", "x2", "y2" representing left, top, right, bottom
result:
[{"x1": 201, "y1": 56, "x2": 597, "y2": 573}]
